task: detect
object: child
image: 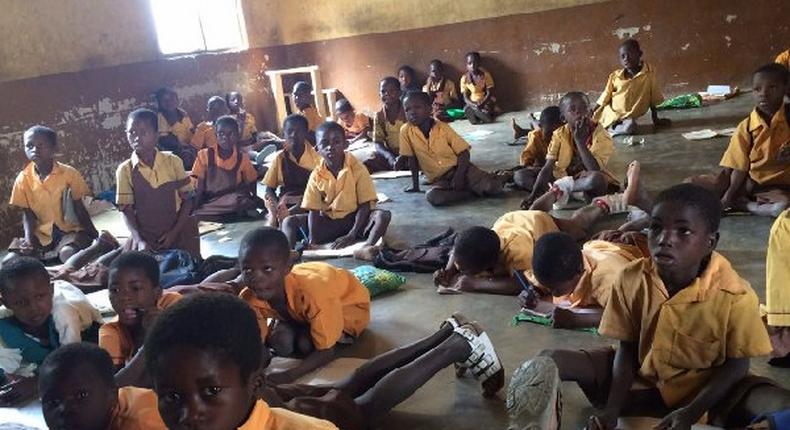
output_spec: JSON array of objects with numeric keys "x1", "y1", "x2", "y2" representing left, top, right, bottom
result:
[
  {"x1": 282, "y1": 122, "x2": 391, "y2": 250},
  {"x1": 765, "y1": 209, "x2": 790, "y2": 366},
  {"x1": 687, "y1": 63, "x2": 790, "y2": 217},
  {"x1": 226, "y1": 91, "x2": 258, "y2": 146},
  {"x1": 423, "y1": 59, "x2": 459, "y2": 122},
  {"x1": 510, "y1": 184, "x2": 790, "y2": 430},
  {"x1": 262, "y1": 115, "x2": 321, "y2": 228},
  {"x1": 511, "y1": 106, "x2": 563, "y2": 191},
  {"x1": 293, "y1": 81, "x2": 323, "y2": 139},
  {"x1": 237, "y1": 227, "x2": 370, "y2": 383},
  {"x1": 154, "y1": 87, "x2": 196, "y2": 170},
  {"x1": 401, "y1": 91, "x2": 505, "y2": 206},
  {"x1": 190, "y1": 115, "x2": 260, "y2": 218},
  {"x1": 591, "y1": 39, "x2": 670, "y2": 136},
  {"x1": 100, "y1": 252, "x2": 181, "y2": 387},
  {"x1": 144, "y1": 293, "x2": 339, "y2": 429},
  {"x1": 7, "y1": 125, "x2": 98, "y2": 263},
  {"x1": 460, "y1": 52, "x2": 500, "y2": 124},
  {"x1": 39, "y1": 342, "x2": 167, "y2": 430},
  {"x1": 189, "y1": 95, "x2": 227, "y2": 151},
  {"x1": 335, "y1": 98, "x2": 371, "y2": 143},
  {"x1": 523, "y1": 91, "x2": 618, "y2": 209},
  {"x1": 367, "y1": 76, "x2": 408, "y2": 172},
  {"x1": 398, "y1": 65, "x2": 421, "y2": 98},
  {"x1": 116, "y1": 108, "x2": 201, "y2": 258}
]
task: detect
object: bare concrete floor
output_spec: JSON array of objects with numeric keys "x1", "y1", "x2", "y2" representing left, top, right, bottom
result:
[{"x1": 207, "y1": 94, "x2": 784, "y2": 429}]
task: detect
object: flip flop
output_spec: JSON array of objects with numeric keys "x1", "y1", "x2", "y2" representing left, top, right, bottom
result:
[
  {"x1": 507, "y1": 356, "x2": 562, "y2": 430},
  {"x1": 454, "y1": 322, "x2": 505, "y2": 397}
]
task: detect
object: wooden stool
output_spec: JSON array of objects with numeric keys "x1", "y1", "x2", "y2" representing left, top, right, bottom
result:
[{"x1": 265, "y1": 65, "x2": 325, "y2": 131}]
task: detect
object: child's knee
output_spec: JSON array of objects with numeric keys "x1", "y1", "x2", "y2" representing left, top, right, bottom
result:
[
  {"x1": 59, "y1": 245, "x2": 78, "y2": 263},
  {"x1": 269, "y1": 322, "x2": 298, "y2": 357},
  {"x1": 426, "y1": 189, "x2": 446, "y2": 206},
  {"x1": 295, "y1": 332, "x2": 315, "y2": 356},
  {"x1": 373, "y1": 209, "x2": 392, "y2": 225},
  {"x1": 281, "y1": 215, "x2": 303, "y2": 234},
  {"x1": 513, "y1": 169, "x2": 534, "y2": 189}
]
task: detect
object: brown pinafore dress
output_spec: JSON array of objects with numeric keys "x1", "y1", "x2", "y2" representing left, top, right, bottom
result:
[
  {"x1": 280, "y1": 150, "x2": 312, "y2": 199},
  {"x1": 193, "y1": 148, "x2": 256, "y2": 217}
]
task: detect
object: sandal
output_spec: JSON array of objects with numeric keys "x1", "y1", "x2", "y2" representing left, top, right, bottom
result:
[
  {"x1": 453, "y1": 322, "x2": 505, "y2": 397},
  {"x1": 441, "y1": 313, "x2": 472, "y2": 377},
  {"x1": 507, "y1": 356, "x2": 562, "y2": 430}
]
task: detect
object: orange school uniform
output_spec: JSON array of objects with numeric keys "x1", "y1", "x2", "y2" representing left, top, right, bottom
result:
[
  {"x1": 301, "y1": 153, "x2": 378, "y2": 220},
  {"x1": 116, "y1": 150, "x2": 193, "y2": 209},
  {"x1": 460, "y1": 69, "x2": 494, "y2": 104},
  {"x1": 239, "y1": 399, "x2": 339, "y2": 430},
  {"x1": 262, "y1": 145, "x2": 321, "y2": 189},
  {"x1": 190, "y1": 121, "x2": 218, "y2": 150},
  {"x1": 236, "y1": 111, "x2": 258, "y2": 142},
  {"x1": 491, "y1": 211, "x2": 560, "y2": 281},
  {"x1": 158, "y1": 109, "x2": 194, "y2": 144},
  {"x1": 110, "y1": 387, "x2": 167, "y2": 430},
  {"x1": 398, "y1": 121, "x2": 471, "y2": 182},
  {"x1": 338, "y1": 113, "x2": 371, "y2": 138},
  {"x1": 776, "y1": 49, "x2": 790, "y2": 69},
  {"x1": 519, "y1": 129, "x2": 550, "y2": 167},
  {"x1": 239, "y1": 262, "x2": 371, "y2": 350},
  {"x1": 423, "y1": 77, "x2": 458, "y2": 106},
  {"x1": 546, "y1": 123, "x2": 616, "y2": 181},
  {"x1": 191, "y1": 146, "x2": 258, "y2": 186},
  {"x1": 373, "y1": 108, "x2": 406, "y2": 153},
  {"x1": 299, "y1": 106, "x2": 324, "y2": 132},
  {"x1": 593, "y1": 62, "x2": 664, "y2": 128}
]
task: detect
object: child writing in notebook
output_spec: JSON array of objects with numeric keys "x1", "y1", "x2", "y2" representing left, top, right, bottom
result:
[
  {"x1": 367, "y1": 76, "x2": 408, "y2": 172},
  {"x1": 189, "y1": 95, "x2": 227, "y2": 151},
  {"x1": 460, "y1": 52, "x2": 500, "y2": 124},
  {"x1": 335, "y1": 98, "x2": 371, "y2": 143},
  {"x1": 154, "y1": 87, "x2": 196, "y2": 169},
  {"x1": 423, "y1": 59, "x2": 460, "y2": 122}
]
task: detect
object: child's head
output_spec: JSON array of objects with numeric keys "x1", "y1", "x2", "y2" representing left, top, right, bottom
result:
[
  {"x1": 335, "y1": 98, "x2": 356, "y2": 124},
  {"x1": 465, "y1": 52, "x2": 482, "y2": 73},
  {"x1": 315, "y1": 122, "x2": 347, "y2": 169},
  {"x1": 125, "y1": 108, "x2": 159, "y2": 153},
  {"x1": 398, "y1": 65, "x2": 416, "y2": 89},
  {"x1": 283, "y1": 114, "x2": 309, "y2": 148},
  {"x1": 752, "y1": 63, "x2": 789, "y2": 117},
  {"x1": 532, "y1": 232, "x2": 583, "y2": 296},
  {"x1": 403, "y1": 91, "x2": 433, "y2": 126},
  {"x1": 145, "y1": 294, "x2": 265, "y2": 430},
  {"x1": 559, "y1": 92, "x2": 590, "y2": 125},
  {"x1": 207, "y1": 96, "x2": 229, "y2": 122},
  {"x1": 292, "y1": 81, "x2": 312, "y2": 110},
  {"x1": 429, "y1": 59, "x2": 445, "y2": 80},
  {"x1": 649, "y1": 184, "x2": 721, "y2": 283},
  {"x1": 39, "y1": 343, "x2": 117, "y2": 430},
  {"x1": 155, "y1": 87, "x2": 179, "y2": 113},
  {"x1": 538, "y1": 106, "x2": 563, "y2": 140},
  {"x1": 379, "y1": 76, "x2": 402, "y2": 108},
  {"x1": 452, "y1": 227, "x2": 501, "y2": 275},
  {"x1": 108, "y1": 251, "x2": 162, "y2": 329},
  {"x1": 215, "y1": 115, "x2": 241, "y2": 151},
  {"x1": 0, "y1": 257, "x2": 53, "y2": 332},
  {"x1": 618, "y1": 39, "x2": 643, "y2": 71},
  {"x1": 239, "y1": 227, "x2": 293, "y2": 302},
  {"x1": 23, "y1": 125, "x2": 57, "y2": 164},
  {"x1": 225, "y1": 91, "x2": 243, "y2": 113}
]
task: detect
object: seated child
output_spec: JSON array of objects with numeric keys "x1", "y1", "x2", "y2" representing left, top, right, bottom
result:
[
  {"x1": 401, "y1": 91, "x2": 505, "y2": 206},
  {"x1": 777, "y1": 48, "x2": 790, "y2": 70},
  {"x1": 116, "y1": 108, "x2": 201, "y2": 258},
  {"x1": 191, "y1": 115, "x2": 260, "y2": 219},
  {"x1": 7, "y1": 125, "x2": 98, "y2": 263},
  {"x1": 293, "y1": 81, "x2": 324, "y2": 142},
  {"x1": 47, "y1": 231, "x2": 122, "y2": 294},
  {"x1": 765, "y1": 208, "x2": 790, "y2": 367},
  {"x1": 282, "y1": 122, "x2": 391, "y2": 250},
  {"x1": 145, "y1": 292, "x2": 340, "y2": 429},
  {"x1": 262, "y1": 115, "x2": 321, "y2": 228},
  {"x1": 509, "y1": 184, "x2": 790, "y2": 430},
  {"x1": 398, "y1": 65, "x2": 421, "y2": 99},
  {"x1": 367, "y1": 76, "x2": 408, "y2": 172},
  {"x1": 154, "y1": 87, "x2": 196, "y2": 170},
  {"x1": 335, "y1": 98, "x2": 371, "y2": 143},
  {"x1": 100, "y1": 252, "x2": 181, "y2": 388},
  {"x1": 189, "y1": 95, "x2": 227, "y2": 151},
  {"x1": 460, "y1": 52, "x2": 500, "y2": 124},
  {"x1": 591, "y1": 38, "x2": 670, "y2": 136},
  {"x1": 39, "y1": 342, "x2": 167, "y2": 430},
  {"x1": 237, "y1": 228, "x2": 370, "y2": 383},
  {"x1": 423, "y1": 59, "x2": 460, "y2": 122},
  {"x1": 523, "y1": 91, "x2": 618, "y2": 209},
  {"x1": 686, "y1": 63, "x2": 790, "y2": 217},
  {"x1": 511, "y1": 106, "x2": 563, "y2": 191},
  {"x1": 227, "y1": 90, "x2": 258, "y2": 146}
]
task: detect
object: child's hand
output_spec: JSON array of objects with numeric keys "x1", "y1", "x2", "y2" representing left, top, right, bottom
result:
[
  {"x1": 127, "y1": 235, "x2": 151, "y2": 253},
  {"x1": 572, "y1": 118, "x2": 592, "y2": 145},
  {"x1": 520, "y1": 194, "x2": 536, "y2": 210},
  {"x1": 654, "y1": 407, "x2": 695, "y2": 430},
  {"x1": 0, "y1": 376, "x2": 37, "y2": 406},
  {"x1": 331, "y1": 234, "x2": 356, "y2": 249},
  {"x1": 157, "y1": 229, "x2": 179, "y2": 250},
  {"x1": 403, "y1": 185, "x2": 422, "y2": 193},
  {"x1": 517, "y1": 288, "x2": 540, "y2": 309},
  {"x1": 452, "y1": 275, "x2": 475, "y2": 292},
  {"x1": 433, "y1": 268, "x2": 456, "y2": 287}
]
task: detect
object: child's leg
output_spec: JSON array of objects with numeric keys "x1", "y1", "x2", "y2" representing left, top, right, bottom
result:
[
  {"x1": 58, "y1": 231, "x2": 93, "y2": 263},
  {"x1": 281, "y1": 214, "x2": 309, "y2": 248},
  {"x1": 513, "y1": 167, "x2": 539, "y2": 190},
  {"x1": 61, "y1": 231, "x2": 120, "y2": 271},
  {"x1": 362, "y1": 210, "x2": 391, "y2": 246},
  {"x1": 268, "y1": 320, "x2": 311, "y2": 358},
  {"x1": 511, "y1": 119, "x2": 530, "y2": 139},
  {"x1": 464, "y1": 105, "x2": 482, "y2": 124},
  {"x1": 425, "y1": 188, "x2": 474, "y2": 206},
  {"x1": 538, "y1": 348, "x2": 611, "y2": 408},
  {"x1": 571, "y1": 171, "x2": 608, "y2": 200},
  {"x1": 716, "y1": 379, "x2": 790, "y2": 428}
]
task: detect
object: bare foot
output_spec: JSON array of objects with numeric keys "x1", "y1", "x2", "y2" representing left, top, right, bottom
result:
[
  {"x1": 622, "y1": 161, "x2": 641, "y2": 207},
  {"x1": 98, "y1": 231, "x2": 120, "y2": 249},
  {"x1": 512, "y1": 118, "x2": 527, "y2": 140},
  {"x1": 275, "y1": 202, "x2": 290, "y2": 224},
  {"x1": 530, "y1": 186, "x2": 560, "y2": 212},
  {"x1": 353, "y1": 245, "x2": 381, "y2": 261},
  {"x1": 619, "y1": 208, "x2": 650, "y2": 231}
]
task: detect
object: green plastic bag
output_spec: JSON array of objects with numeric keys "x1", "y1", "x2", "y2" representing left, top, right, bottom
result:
[
  {"x1": 446, "y1": 108, "x2": 466, "y2": 119},
  {"x1": 657, "y1": 93, "x2": 702, "y2": 110},
  {"x1": 352, "y1": 265, "x2": 406, "y2": 297},
  {"x1": 511, "y1": 311, "x2": 598, "y2": 334}
]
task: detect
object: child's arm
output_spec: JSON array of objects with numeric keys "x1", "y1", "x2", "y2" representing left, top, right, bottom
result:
[
  {"x1": 452, "y1": 150, "x2": 471, "y2": 190},
  {"x1": 433, "y1": 250, "x2": 459, "y2": 286},
  {"x1": 21, "y1": 209, "x2": 41, "y2": 249},
  {"x1": 0, "y1": 375, "x2": 38, "y2": 406},
  {"x1": 157, "y1": 191, "x2": 194, "y2": 250},
  {"x1": 332, "y1": 203, "x2": 372, "y2": 249},
  {"x1": 120, "y1": 205, "x2": 149, "y2": 251},
  {"x1": 588, "y1": 340, "x2": 638, "y2": 430},
  {"x1": 551, "y1": 306, "x2": 603, "y2": 329},
  {"x1": 449, "y1": 275, "x2": 520, "y2": 295},
  {"x1": 404, "y1": 156, "x2": 421, "y2": 192},
  {"x1": 266, "y1": 346, "x2": 335, "y2": 384},
  {"x1": 307, "y1": 210, "x2": 320, "y2": 245},
  {"x1": 572, "y1": 120, "x2": 602, "y2": 171},
  {"x1": 114, "y1": 348, "x2": 150, "y2": 388},
  {"x1": 522, "y1": 159, "x2": 556, "y2": 208},
  {"x1": 721, "y1": 168, "x2": 748, "y2": 211},
  {"x1": 374, "y1": 142, "x2": 398, "y2": 166},
  {"x1": 73, "y1": 198, "x2": 99, "y2": 239}
]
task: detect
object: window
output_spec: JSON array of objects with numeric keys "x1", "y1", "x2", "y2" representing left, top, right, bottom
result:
[{"x1": 149, "y1": 0, "x2": 247, "y2": 55}]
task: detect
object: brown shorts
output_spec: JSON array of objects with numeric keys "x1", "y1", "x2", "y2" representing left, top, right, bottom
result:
[
  {"x1": 432, "y1": 163, "x2": 502, "y2": 196},
  {"x1": 275, "y1": 384, "x2": 366, "y2": 430}
]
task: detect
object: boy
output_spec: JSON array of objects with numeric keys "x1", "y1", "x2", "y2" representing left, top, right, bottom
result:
[
  {"x1": 335, "y1": 98, "x2": 371, "y2": 143},
  {"x1": 591, "y1": 38, "x2": 670, "y2": 136},
  {"x1": 423, "y1": 59, "x2": 459, "y2": 122},
  {"x1": 226, "y1": 91, "x2": 258, "y2": 146},
  {"x1": 39, "y1": 342, "x2": 167, "y2": 430},
  {"x1": 144, "y1": 293, "x2": 339, "y2": 429},
  {"x1": 687, "y1": 63, "x2": 790, "y2": 217},
  {"x1": 523, "y1": 92, "x2": 618, "y2": 209},
  {"x1": 189, "y1": 95, "x2": 227, "y2": 151},
  {"x1": 511, "y1": 106, "x2": 563, "y2": 191},
  {"x1": 100, "y1": 252, "x2": 181, "y2": 387},
  {"x1": 460, "y1": 52, "x2": 499, "y2": 124},
  {"x1": 367, "y1": 76, "x2": 408, "y2": 172},
  {"x1": 262, "y1": 115, "x2": 321, "y2": 228},
  {"x1": 237, "y1": 227, "x2": 370, "y2": 383},
  {"x1": 401, "y1": 91, "x2": 505, "y2": 206},
  {"x1": 116, "y1": 108, "x2": 201, "y2": 258},
  {"x1": 765, "y1": 209, "x2": 790, "y2": 366},
  {"x1": 190, "y1": 115, "x2": 260, "y2": 218},
  {"x1": 510, "y1": 184, "x2": 790, "y2": 430},
  {"x1": 8, "y1": 125, "x2": 98, "y2": 263},
  {"x1": 293, "y1": 81, "x2": 323, "y2": 140},
  {"x1": 155, "y1": 87, "x2": 196, "y2": 170},
  {"x1": 282, "y1": 122, "x2": 391, "y2": 250},
  {"x1": 398, "y1": 65, "x2": 421, "y2": 96}
]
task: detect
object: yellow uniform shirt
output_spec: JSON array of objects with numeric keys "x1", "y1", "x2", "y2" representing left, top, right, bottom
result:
[
  {"x1": 491, "y1": 211, "x2": 559, "y2": 280},
  {"x1": 301, "y1": 153, "x2": 377, "y2": 219},
  {"x1": 599, "y1": 253, "x2": 772, "y2": 407},
  {"x1": 190, "y1": 121, "x2": 218, "y2": 150},
  {"x1": 423, "y1": 78, "x2": 458, "y2": 105},
  {"x1": 338, "y1": 113, "x2": 370, "y2": 137},
  {"x1": 520, "y1": 129, "x2": 550, "y2": 167},
  {"x1": 157, "y1": 110, "x2": 194, "y2": 144},
  {"x1": 373, "y1": 109, "x2": 405, "y2": 153},
  {"x1": 546, "y1": 123, "x2": 615, "y2": 179},
  {"x1": 399, "y1": 121, "x2": 471, "y2": 182},
  {"x1": 766, "y1": 209, "x2": 790, "y2": 326},
  {"x1": 237, "y1": 111, "x2": 258, "y2": 142},
  {"x1": 115, "y1": 150, "x2": 193, "y2": 209},
  {"x1": 776, "y1": 49, "x2": 790, "y2": 69},
  {"x1": 719, "y1": 105, "x2": 790, "y2": 186},
  {"x1": 460, "y1": 69, "x2": 494, "y2": 104},
  {"x1": 110, "y1": 387, "x2": 167, "y2": 430},
  {"x1": 593, "y1": 62, "x2": 664, "y2": 128},
  {"x1": 10, "y1": 162, "x2": 92, "y2": 246},
  {"x1": 262, "y1": 145, "x2": 321, "y2": 189},
  {"x1": 238, "y1": 400, "x2": 338, "y2": 430},
  {"x1": 299, "y1": 106, "x2": 324, "y2": 132},
  {"x1": 191, "y1": 146, "x2": 258, "y2": 185},
  {"x1": 239, "y1": 262, "x2": 371, "y2": 350}
]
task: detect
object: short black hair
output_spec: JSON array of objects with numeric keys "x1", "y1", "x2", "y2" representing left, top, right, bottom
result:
[
  {"x1": 316, "y1": 121, "x2": 346, "y2": 141},
  {"x1": 380, "y1": 76, "x2": 400, "y2": 89},
  {"x1": 225, "y1": 91, "x2": 241, "y2": 102},
  {"x1": 207, "y1": 95, "x2": 227, "y2": 109},
  {"x1": 466, "y1": 51, "x2": 481, "y2": 61},
  {"x1": 292, "y1": 81, "x2": 311, "y2": 94},
  {"x1": 154, "y1": 87, "x2": 176, "y2": 104},
  {"x1": 559, "y1": 92, "x2": 590, "y2": 112},
  {"x1": 398, "y1": 65, "x2": 416, "y2": 79},
  {"x1": 539, "y1": 106, "x2": 562, "y2": 126},
  {"x1": 453, "y1": 227, "x2": 500, "y2": 273},
  {"x1": 532, "y1": 232, "x2": 582, "y2": 287},
  {"x1": 108, "y1": 251, "x2": 160, "y2": 288},
  {"x1": 620, "y1": 38, "x2": 641, "y2": 52},
  {"x1": 0, "y1": 256, "x2": 49, "y2": 295},
  {"x1": 429, "y1": 59, "x2": 444, "y2": 69},
  {"x1": 145, "y1": 294, "x2": 262, "y2": 381},
  {"x1": 24, "y1": 125, "x2": 57, "y2": 147},
  {"x1": 335, "y1": 98, "x2": 354, "y2": 114},
  {"x1": 283, "y1": 113, "x2": 308, "y2": 131},
  {"x1": 215, "y1": 115, "x2": 240, "y2": 132},
  {"x1": 654, "y1": 184, "x2": 722, "y2": 232},
  {"x1": 754, "y1": 63, "x2": 789, "y2": 85},
  {"x1": 404, "y1": 91, "x2": 432, "y2": 106},
  {"x1": 239, "y1": 227, "x2": 291, "y2": 262},
  {"x1": 39, "y1": 343, "x2": 115, "y2": 393},
  {"x1": 127, "y1": 108, "x2": 158, "y2": 132}
]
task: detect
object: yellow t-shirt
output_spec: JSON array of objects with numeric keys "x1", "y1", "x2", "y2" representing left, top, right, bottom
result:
[
  {"x1": 423, "y1": 77, "x2": 458, "y2": 105},
  {"x1": 9, "y1": 162, "x2": 92, "y2": 245},
  {"x1": 546, "y1": 123, "x2": 615, "y2": 179},
  {"x1": 115, "y1": 150, "x2": 193, "y2": 209},
  {"x1": 398, "y1": 121, "x2": 471, "y2": 182},
  {"x1": 157, "y1": 109, "x2": 194, "y2": 144},
  {"x1": 262, "y1": 145, "x2": 321, "y2": 189},
  {"x1": 460, "y1": 69, "x2": 494, "y2": 104},
  {"x1": 110, "y1": 387, "x2": 167, "y2": 430},
  {"x1": 373, "y1": 108, "x2": 406, "y2": 153},
  {"x1": 776, "y1": 49, "x2": 790, "y2": 69},
  {"x1": 491, "y1": 211, "x2": 559, "y2": 281},
  {"x1": 719, "y1": 104, "x2": 790, "y2": 186},
  {"x1": 236, "y1": 111, "x2": 258, "y2": 142},
  {"x1": 190, "y1": 121, "x2": 217, "y2": 151},
  {"x1": 299, "y1": 106, "x2": 324, "y2": 132},
  {"x1": 593, "y1": 62, "x2": 664, "y2": 128},
  {"x1": 301, "y1": 153, "x2": 378, "y2": 219},
  {"x1": 520, "y1": 129, "x2": 550, "y2": 167},
  {"x1": 191, "y1": 146, "x2": 258, "y2": 185},
  {"x1": 766, "y1": 209, "x2": 790, "y2": 326},
  {"x1": 238, "y1": 399, "x2": 339, "y2": 430}
]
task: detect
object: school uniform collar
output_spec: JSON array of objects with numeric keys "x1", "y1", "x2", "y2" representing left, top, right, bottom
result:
[
  {"x1": 617, "y1": 62, "x2": 653, "y2": 80},
  {"x1": 659, "y1": 252, "x2": 749, "y2": 305},
  {"x1": 748, "y1": 103, "x2": 788, "y2": 133},
  {"x1": 237, "y1": 400, "x2": 270, "y2": 430},
  {"x1": 130, "y1": 149, "x2": 163, "y2": 169},
  {"x1": 316, "y1": 152, "x2": 353, "y2": 179},
  {"x1": 25, "y1": 160, "x2": 65, "y2": 180},
  {"x1": 287, "y1": 143, "x2": 317, "y2": 164}
]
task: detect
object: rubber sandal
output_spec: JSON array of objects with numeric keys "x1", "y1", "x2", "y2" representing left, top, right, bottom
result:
[
  {"x1": 441, "y1": 312, "x2": 472, "y2": 377},
  {"x1": 507, "y1": 356, "x2": 562, "y2": 430},
  {"x1": 454, "y1": 322, "x2": 504, "y2": 397}
]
